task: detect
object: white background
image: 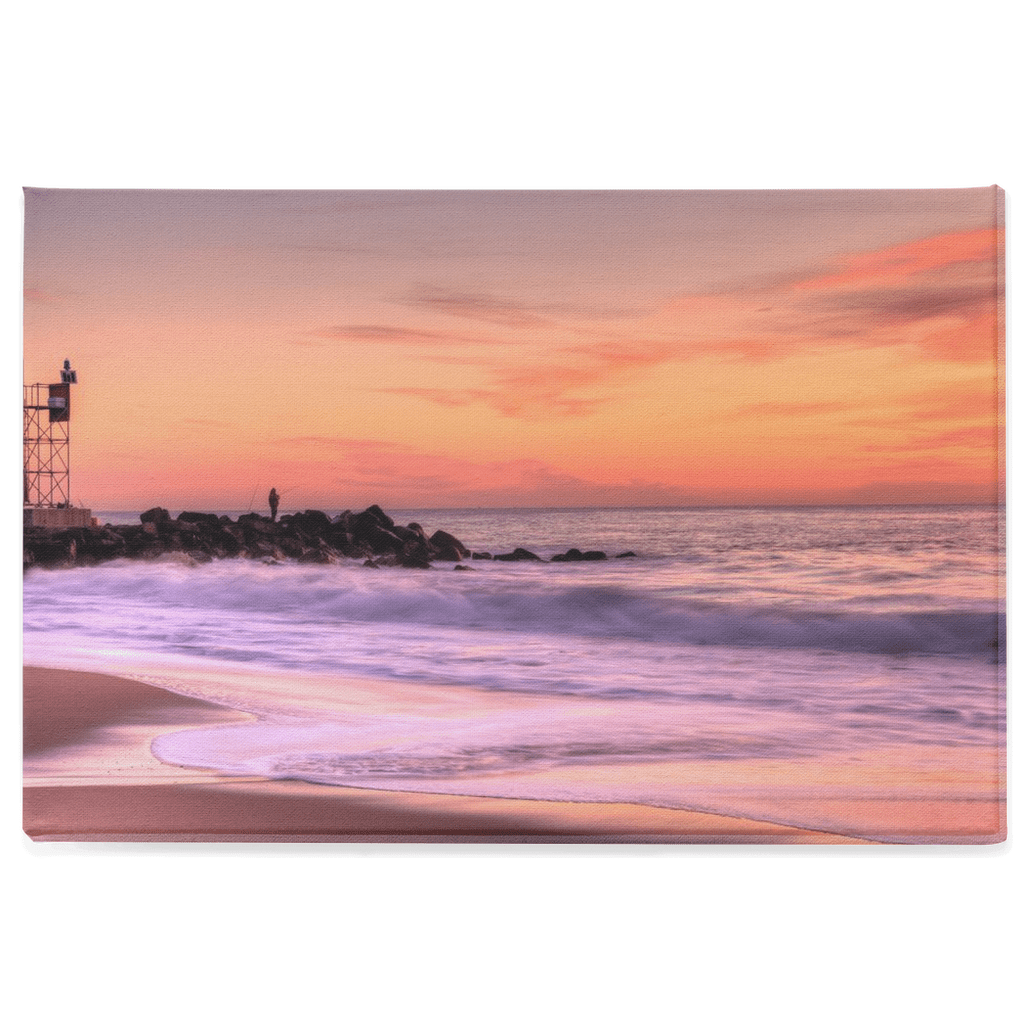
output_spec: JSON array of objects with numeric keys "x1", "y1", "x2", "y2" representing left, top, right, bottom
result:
[{"x1": 3, "y1": 3, "x2": 1018, "y2": 1022}]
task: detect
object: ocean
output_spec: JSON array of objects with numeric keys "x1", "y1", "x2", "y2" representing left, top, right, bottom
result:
[{"x1": 23, "y1": 505, "x2": 1005, "y2": 842}]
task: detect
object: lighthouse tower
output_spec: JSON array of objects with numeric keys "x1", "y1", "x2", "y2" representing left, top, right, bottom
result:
[{"x1": 24, "y1": 359, "x2": 93, "y2": 528}]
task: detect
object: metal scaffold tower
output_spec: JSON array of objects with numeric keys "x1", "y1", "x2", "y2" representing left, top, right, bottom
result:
[{"x1": 24, "y1": 360, "x2": 77, "y2": 508}]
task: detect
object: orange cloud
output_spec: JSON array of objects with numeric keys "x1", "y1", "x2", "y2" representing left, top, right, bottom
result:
[
  {"x1": 309, "y1": 323, "x2": 493, "y2": 347},
  {"x1": 793, "y1": 228, "x2": 1001, "y2": 292},
  {"x1": 311, "y1": 227, "x2": 1003, "y2": 430},
  {"x1": 406, "y1": 287, "x2": 553, "y2": 328},
  {"x1": 652, "y1": 229, "x2": 1003, "y2": 366}
]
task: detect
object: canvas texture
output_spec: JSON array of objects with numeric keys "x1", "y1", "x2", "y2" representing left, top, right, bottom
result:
[{"x1": 23, "y1": 188, "x2": 1005, "y2": 844}]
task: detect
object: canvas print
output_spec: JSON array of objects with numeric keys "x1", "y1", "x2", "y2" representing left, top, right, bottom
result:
[{"x1": 23, "y1": 188, "x2": 1005, "y2": 844}]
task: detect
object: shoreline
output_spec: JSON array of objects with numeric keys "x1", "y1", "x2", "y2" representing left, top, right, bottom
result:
[{"x1": 23, "y1": 665, "x2": 874, "y2": 844}]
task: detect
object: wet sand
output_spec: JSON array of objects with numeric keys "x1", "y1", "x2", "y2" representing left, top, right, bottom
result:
[{"x1": 23, "y1": 665, "x2": 873, "y2": 844}]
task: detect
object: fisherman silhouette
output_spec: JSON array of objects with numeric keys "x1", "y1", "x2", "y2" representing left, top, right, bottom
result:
[{"x1": 269, "y1": 488, "x2": 280, "y2": 521}]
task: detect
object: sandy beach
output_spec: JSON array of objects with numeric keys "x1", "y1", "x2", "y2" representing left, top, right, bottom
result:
[{"x1": 23, "y1": 665, "x2": 876, "y2": 844}]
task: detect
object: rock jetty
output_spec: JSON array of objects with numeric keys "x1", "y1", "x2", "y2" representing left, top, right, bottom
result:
[{"x1": 23, "y1": 504, "x2": 637, "y2": 571}]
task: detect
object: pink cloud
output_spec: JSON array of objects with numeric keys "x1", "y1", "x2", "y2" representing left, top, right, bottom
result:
[
  {"x1": 792, "y1": 228, "x2": 1001, "y2": 292},
  {"x1": 308, "y1": 323, "x2": 491, "y2": 347}
]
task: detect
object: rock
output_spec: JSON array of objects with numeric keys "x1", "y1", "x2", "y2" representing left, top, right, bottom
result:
[
  {"x1": 297, "y1": 546, "x2": 339, "y2": 565},
  {"x1": 326, "y1": 526, "x2": 355, "y2": 554},
  {"x1": 551, "y1": 548, "x2": 607, "y2": 562},
  {"x1": 237, "y1": 514, "x2": 277, "y2": 534},
  {"x1": 351, "y1": 519, "x2": 406, "y2": 555},
  {"x1": 399, "y1": 551, "x2": 433, "y2": 569},
  {"x1": 615, "y1": 551, "x2": 637, "y2": 558},
  {"x1": 429, "y1": 529, "x2": 470, "y2": 561},
  {"x1": 389, "y1": 523, "x2": 422, "y2": 545},
  {"x1": 355, "y1": 505, "x2": 395, "y2": 531},
  {"x1": 23, "y1": 502, "x2": 602, "y2": 574},
  {"x1": 551, "y1": 548, "x2": 584, "y2": 562},
  {"x1": 494, "y1": 547, "x2": 544, "y2": 562},
  {"x1": 177, "y1": 511, "x2": 223, "y2": 527},
  {"x1": 284, "y1": 510, "x2": 333, "y2": 538},
  {"x1": 24, "y1": 534, "x2": 76, "y2": 568},
  {"x1": 277, "y1": 536, "x2": 307, "y2": 559}
]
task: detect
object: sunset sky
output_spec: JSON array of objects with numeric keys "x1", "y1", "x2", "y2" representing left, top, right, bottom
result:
[{"x1": 23, "y1": 187, "x2": 1003, "y2": 511}]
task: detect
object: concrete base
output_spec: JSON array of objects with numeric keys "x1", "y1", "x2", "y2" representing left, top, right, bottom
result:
[{"x1": 24, "y1": 507, "x2": 95, "y2": 528}]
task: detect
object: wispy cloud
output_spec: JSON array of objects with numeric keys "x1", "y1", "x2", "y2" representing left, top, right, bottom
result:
[
  {"x1": 307, "y1": 323, "x2": 494, "y2": 347},
  {"x1": 405, "y1": 287, "x2": 553, "y2": 328},
  {"x1": 376, "y1": 339, "x2": 681, "y2": 420},
  {"x1": 308, "y1": 227, "x2": 1002, "y2": 424},
  {"x1": 792, "y1": 229, "x2": 999, "y2": 292},
  {"x1": 403, "y1": 286, "x2": 650, "y2": 327},
  {"x1": 645, "y1": 227, "x2": 1004, "y2": 365}
]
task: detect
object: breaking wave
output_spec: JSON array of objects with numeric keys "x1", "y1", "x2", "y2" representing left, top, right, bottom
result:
[{"x1": 23, "y1": 558, "x2": 1002, "y2": 663}]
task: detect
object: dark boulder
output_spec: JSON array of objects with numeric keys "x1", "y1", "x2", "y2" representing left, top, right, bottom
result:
[
  {"x1": 551, "y1": 548, "x2": 584, "y2": 562},
  {"x1": 237, "y1": 514, "x2": 277, "y2": 535},
  {"x1": 398, "y1": 550, "x2": 433, "y2": 570},
  {"x1": 78, "y1": 527, "x2": 127, "y2": 561},
  {"x1": 177, "y1": 511, "x2": 223, "y2": 528},
  {"x1": 494, "y1": 547, "x2": 544, "y2": 562},
  {"x1": 325, "y1": 526, "x2": 356, "y2": 554},
  {"x1": 24, "y1": 502, "x2": 590, "y2": 573},
  {"x1": 351, "y1": 519, "x2": 406, "y2": 555},
  {"x1": 390, "y1": 523, "x2": 422, "y2": 545},
  {"x1": 354, "y1": 505, "x2": 395, "y2": 531},
  {"x1": 429, "y1": 529, "x2": 470, "y2": 561},
  {"x1": 276, "y1": 536, "x2": 307, "y2": 559},
  {"x1": 551, "y1": 548, "x2": 607, "y2": 562},
  {"x1": 283, "y1": 510, "x2": 333, "y2": 538},
  {"x1": 24, "y1": 533, "x2": 77, "y2": 568},
  {"x1": 297, "y1": 540, "x2": 340, "y2": 564}
]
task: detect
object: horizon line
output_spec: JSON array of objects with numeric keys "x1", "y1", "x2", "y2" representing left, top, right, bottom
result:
[{"x1": 88, "y1": 500, "x2": 1005, "y2": 513}]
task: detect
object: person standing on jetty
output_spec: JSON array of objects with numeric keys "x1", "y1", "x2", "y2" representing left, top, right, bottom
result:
[{"x1": 268, "y1": 488, "x2": 279, "y2": 521}]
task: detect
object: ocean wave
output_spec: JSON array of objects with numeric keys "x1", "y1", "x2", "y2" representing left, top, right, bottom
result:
[{"x1": 24, "y1": 558, "x2": 1003, "y2": 660}]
